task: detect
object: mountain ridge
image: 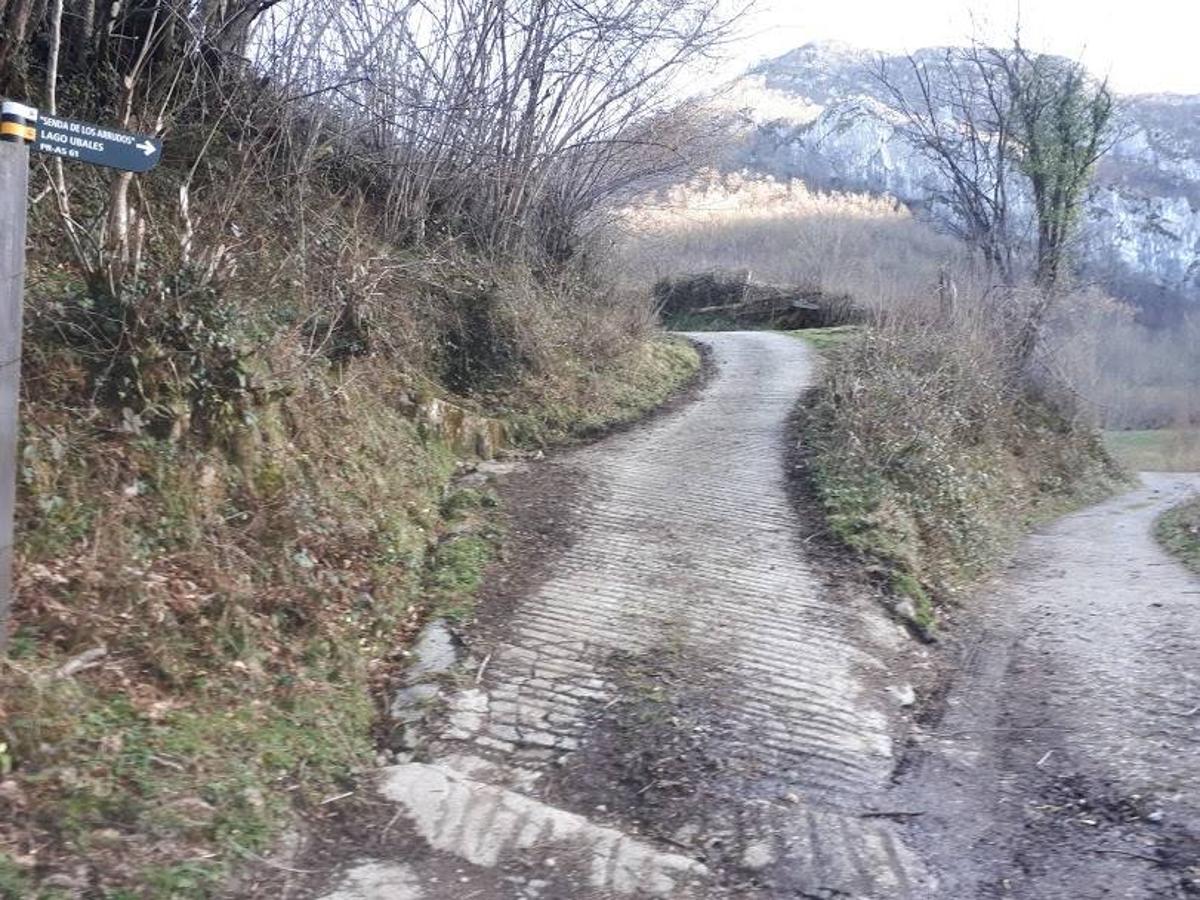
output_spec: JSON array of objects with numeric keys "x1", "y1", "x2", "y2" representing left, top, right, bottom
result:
[{"x1": 722, "y1": 42, "x2": 1200, "y2": 314}]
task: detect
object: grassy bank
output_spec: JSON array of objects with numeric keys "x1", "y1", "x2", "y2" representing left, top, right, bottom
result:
[
  {"x1": 1104, "y1": 429, "x2": 1200, "y2": 472},
  {"x1": 1156, "y1": 497, "x2": 1200, "y2": 576},
  {"x1": 792, "y1": 325, "x2": 862, "y2": 352},
  {"x1": 799, "y1": 323, "x2": 1122, "y2": 635},
  {"x1": 0, "y1": 331, "x2": 696, "y2": 898},
  {"x1": 2, "y1": 146, "x2": 700, "y2": 895}
]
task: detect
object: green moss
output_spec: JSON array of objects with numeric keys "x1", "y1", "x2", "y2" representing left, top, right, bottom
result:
[
  {"x1": 441, "y1": 487, "x2": 498, "y2": 518},
  {"x1": 4, "y1": 673, "x2": 374, "y2": 859},
  {"x1": 427, "y1": 536, "x2": 496, "y2": 622},
  {"x1": 0, "y1": 856, "x2": 37, "y2": 900},
  {"x1": 136, "y1": 862, "x2": 224, "y2": 899},
  {"x1": 891, "y1": 571, "x2": 937, "y2": 633}
]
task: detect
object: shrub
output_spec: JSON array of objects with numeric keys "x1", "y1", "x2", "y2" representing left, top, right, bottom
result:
[
  {"x1": 1155, "y1": 497, "x2": 1200, "y2": 576},
  {"x1": 31, "y1": 267, "x2": 257, "y2": 442},
  {"x1": 802, "y1": 304, "x2": 1122, "y2": 628}
]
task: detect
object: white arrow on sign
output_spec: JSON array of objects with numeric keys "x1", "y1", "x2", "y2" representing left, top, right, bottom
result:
[{"x1": 136, "y1": 140, "x2": 157, "y2": 157}]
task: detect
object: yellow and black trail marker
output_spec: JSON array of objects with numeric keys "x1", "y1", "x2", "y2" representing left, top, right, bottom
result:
[{"x1": 0, "y1": 101, "x2": 37, "y2": 145}]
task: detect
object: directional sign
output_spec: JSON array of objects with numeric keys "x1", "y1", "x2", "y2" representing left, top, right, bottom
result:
[{"x1": 32, "y1": 113, "x2": 161, "y2": 173}]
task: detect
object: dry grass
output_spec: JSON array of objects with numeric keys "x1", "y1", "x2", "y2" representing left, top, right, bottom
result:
[
  {"x1": 1103, "y1": 429, "x2": 1200, "y2": 472},
  {"x1": 608, "y1": 169, "x2": 968, "y2": 314},
  {"x1": 1050, "y1": 300, "x2": 1200, "y2": 430},
  {"x1": 800, "y1": 300, "x2": 1123, "y2": 633}
]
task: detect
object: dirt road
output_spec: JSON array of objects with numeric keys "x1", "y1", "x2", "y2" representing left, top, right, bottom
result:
[
  {"x1": 311, "y1": 332, "x2": 1200, "y2": 899},
  {"x1": 895, "y1": 472, "x2": 1200, "y2": 898}
]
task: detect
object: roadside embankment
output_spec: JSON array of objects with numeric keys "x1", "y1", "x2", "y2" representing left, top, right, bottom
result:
[
  {"x1": 2, "y1": 177, "x2": 699, "y2": 895},
  {"x1": 794, "y1": 318, "x2": 1124, "y2": 634},
  {"x1": 1156, "y1": 494, "x2": 1200, "y2": 576}
]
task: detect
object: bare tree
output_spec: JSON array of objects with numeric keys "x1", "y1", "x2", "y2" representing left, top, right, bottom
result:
[
  {"x1": 252, "y1": 0, "x2": 744, "y2": 263},
  {"x1": 6, "y1": 0, "x2": 745, "y2": 320},
  {"x1": 876, "y1": 35, "x2": 1115, "y2": 363},
  {"x1": 875, "y1": 47, "x2": 1018, "y2": 286}
]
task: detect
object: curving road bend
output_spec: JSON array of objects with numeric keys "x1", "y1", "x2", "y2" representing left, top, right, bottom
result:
[{"x1": 319, "y1": 331, "x2": 928, "y2": 899}]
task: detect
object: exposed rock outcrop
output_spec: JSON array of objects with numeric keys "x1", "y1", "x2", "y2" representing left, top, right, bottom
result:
[{"x1": 723, "y1": 41, "x2": 1200, "y2": 312}]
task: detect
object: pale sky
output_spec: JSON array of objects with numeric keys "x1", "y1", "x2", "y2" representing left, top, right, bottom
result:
[{"x1": 729, "y1": 0, "x2": 1200, "y2": 95}]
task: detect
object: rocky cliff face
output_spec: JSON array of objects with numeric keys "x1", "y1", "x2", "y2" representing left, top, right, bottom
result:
[{"x1": 728, "y1": 42, "x2": 1200, "y2": 312}]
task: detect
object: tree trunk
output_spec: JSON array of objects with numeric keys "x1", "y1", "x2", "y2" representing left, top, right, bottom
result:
[{"x1": 1015, "y1": 287, "x2": 1056, "y2": 366}]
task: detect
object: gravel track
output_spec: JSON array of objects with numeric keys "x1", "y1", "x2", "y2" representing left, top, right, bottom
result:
[{"x1": 895, "y1": 472, "x2": 1200, "y2": 898}]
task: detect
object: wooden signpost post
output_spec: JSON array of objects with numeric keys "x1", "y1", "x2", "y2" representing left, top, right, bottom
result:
[{"x1": 0, "y1": 99, "x2": 161, "y2": 646}]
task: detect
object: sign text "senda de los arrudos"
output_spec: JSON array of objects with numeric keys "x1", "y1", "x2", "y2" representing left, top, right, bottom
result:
[{"x1": 35, "y1": 114, "x2": 161, "y2": 173}]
